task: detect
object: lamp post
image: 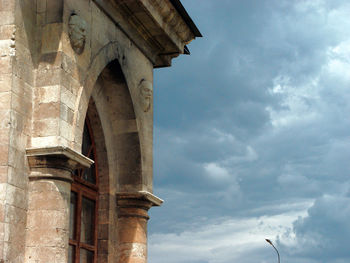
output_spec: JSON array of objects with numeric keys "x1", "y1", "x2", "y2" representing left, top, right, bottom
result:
[{"x1": 265, "y1": 239, "x2": 280, "y2": 263}]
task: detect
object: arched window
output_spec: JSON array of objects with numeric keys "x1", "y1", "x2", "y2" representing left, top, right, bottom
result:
[{"x1": 69, "y1": 118, "x2": 99, "y2": 263}]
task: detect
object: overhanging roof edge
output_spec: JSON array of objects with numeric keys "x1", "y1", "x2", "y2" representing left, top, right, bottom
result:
[{"x1": 169, "y1": 0, "x2": 202, "y2": 37}]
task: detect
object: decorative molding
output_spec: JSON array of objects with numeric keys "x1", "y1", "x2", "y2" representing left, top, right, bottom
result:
[
  {"x1": 139, "y1": 79, "x2": 153, "y2": 112},
  {"x1": 26, "y1": 146, "x2": 93, "y2": 182},
  {"x1": 150, "y1": 0, "x2": 194, "y2": 44},
  {"x1": 116, "y1": 191, "x2": 163, "y2": 219},
  {"x1": 117, "y1": 191, "x2": 163, "y2": 207},
  {"x1": 26, "y1": 146, "x2": 93, "y2": 167},
  {"x1": 93, "y1": 0, "x2": 197, "y2": 67},
  {"x1": 68, "y1": 14, "x2": 87, "y2": 55}
]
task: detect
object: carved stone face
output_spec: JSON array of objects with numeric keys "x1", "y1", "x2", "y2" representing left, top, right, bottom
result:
[
  {"x1": 139, "y1": 80, "x2": 153, "y2": 112},
  {"x1": 68, "y1": 14, "x2": 87, "y2": 55}
]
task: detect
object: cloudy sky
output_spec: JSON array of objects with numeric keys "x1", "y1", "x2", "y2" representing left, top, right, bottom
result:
[{"x1": 149, "y1": 1, "x2": 350, "y2": 262}]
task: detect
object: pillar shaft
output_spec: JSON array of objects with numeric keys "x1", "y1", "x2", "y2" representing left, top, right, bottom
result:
[
  {"x1": 25, "y1": 147, "x2": 93, "y2": 263},
  {"x1": 116, "y1": 192, "x2": 163, "y2": 263},
  {"x1": 26, "y1": 171, "x2": 72, "y2": 262}
]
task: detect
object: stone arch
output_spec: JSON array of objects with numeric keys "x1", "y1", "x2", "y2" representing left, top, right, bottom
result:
[
  {"x1": 74, "y1": 41, "x2": 126, "y2": 142},
  {"x1": 74, "y1": 41, "x2": 143, "y2": 192},
  {"x1": 85, "y1": 60, "x2": 144, "y2": 261},
  {"x1": 92, "y1": 60, "x2": 142, "y2": 192},
  {"x1": 72, "y1": 55, "x2": 144, "y2": 260}
]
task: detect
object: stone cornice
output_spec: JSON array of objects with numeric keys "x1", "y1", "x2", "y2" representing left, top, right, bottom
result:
[
  {"x1": 26, "y1": 146, "x2": 93, "y2": 182},
  {"x1": 148, "y1": 0, "x2": 195, "y2": 44},
  {"x1": 93, "y1": 0, "x2": 199, "y2": 67},
  {"x1": 116, "y1": 191, "x2": 163, "y2": 220},
  {"x1": 117, "y1": 191, "x2": 163, "y2": 207},
  {"x1": 26, "y1": 146, "x2": 93, "y2": 168}
]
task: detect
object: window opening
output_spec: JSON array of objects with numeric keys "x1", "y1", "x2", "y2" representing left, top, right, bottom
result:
[{"x1": 69, "y1": 118, "x2": 99, "y2": 263}]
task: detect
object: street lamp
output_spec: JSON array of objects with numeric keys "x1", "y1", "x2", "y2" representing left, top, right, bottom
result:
[{"x1": 265, "y1": 239, "x2": 280, "y2": 263}]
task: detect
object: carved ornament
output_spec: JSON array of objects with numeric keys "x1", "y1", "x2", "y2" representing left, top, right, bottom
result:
[
  {"x1": 139, "y1": 79, "x2": 153, "y2": 112},
  {"x1": 68, "y1": 14, "x2": 87, "y2": 55}
]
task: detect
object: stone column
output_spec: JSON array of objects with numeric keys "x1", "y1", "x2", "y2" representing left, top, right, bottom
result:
[
  {"x1": 116, "y1": 191, "x2": 163, "y2": 263},
  {"x1": 25, "y1": 146, "x2": 93, "y2": 263}
]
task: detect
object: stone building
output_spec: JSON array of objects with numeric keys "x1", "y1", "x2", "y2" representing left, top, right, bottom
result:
[{"x1": 0, "y1": 0, "x2": 200, "y2": 262}]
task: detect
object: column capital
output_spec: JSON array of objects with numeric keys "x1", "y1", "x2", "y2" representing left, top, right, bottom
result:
[
  {"x1": 116, "y1": 191, "x2": 163, "y2": 219},
  {"x1": 117, "y1": 191, "x2": 163, "y2": 206},
  {"x1": 26, "y1": 146, "x2": 93, "y2": 182}
]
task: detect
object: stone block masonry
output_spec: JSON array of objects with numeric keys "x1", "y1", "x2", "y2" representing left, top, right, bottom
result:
[{"x1": 0, "y1": 0, "x2": 200, "y2": 262}]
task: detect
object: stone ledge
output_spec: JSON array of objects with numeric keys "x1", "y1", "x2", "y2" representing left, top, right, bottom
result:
[
  {"x1": 26, "y1": 146, "x2": 94, "y2": 182},
  {"x1": 116, "y1": 191, "x2": 163, "y2": 207},
  {"x1": 26, "y1": 146, "x2": 93, "y2": 168}
]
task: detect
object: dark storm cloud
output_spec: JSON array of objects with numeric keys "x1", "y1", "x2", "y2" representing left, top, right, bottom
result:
[
  {"x1": 154, "y1": 1, "x2": 278, "y2": 136},
  {"x1": 278, "y1": 192, "x2": 350, "y2": 262},
  {"x1": 150, "y1": 1, "x2": 350, "y2": 262}
]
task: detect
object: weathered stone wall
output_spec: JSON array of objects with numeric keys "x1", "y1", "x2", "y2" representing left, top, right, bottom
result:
[
  {"x1": 0, "y1": 0, "x2": 197, "y2": 261},
  {"x1": 0, "y1": 0, "x2": 36, "y2": 261},
  {"x1": 26, "y1": 0, "x2": 155, "y2": 262},
  {"x1": 27, "y1": 0, "x2": 155, "y2": 192},
  {"x1": 0, "y1": 0, "x2": 156, "y2": 262}
]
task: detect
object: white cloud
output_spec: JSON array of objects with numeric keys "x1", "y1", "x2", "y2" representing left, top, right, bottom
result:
[
  {"x1": 266, "y1": 75, "x2": 321, "y2": 128},
  {"x1": 210, "y1": 128, "x2": 236, "y2": 144},
  {"x1": 293, "y1": 0, "x2": 329, "y2": 15},
  {"x1": 224, "y1": 145, "x2": 258, "y2": 164},
  {"x1": 326, "y1": 41, "x2": 350, "y2": 86},
  {"x1": 149, "y1": 202, "x2": 310, "y2": 263},
  {"x1": 204, "y1": 163, "x2": 231, "y2": 181},
  {"x1": 266, "y1": 36, "x2": 350, "y2": 130}
]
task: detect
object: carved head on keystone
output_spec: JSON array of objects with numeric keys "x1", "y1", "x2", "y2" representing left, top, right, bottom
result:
[
  {"x1": 139, "y1": 79, "x2": 153, "y2": 112},
  {"x1": 68, "y1": 14, "x2": 87, "y2": 55}
]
